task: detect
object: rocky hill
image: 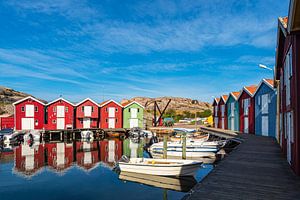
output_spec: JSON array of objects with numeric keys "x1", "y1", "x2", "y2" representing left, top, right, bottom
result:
[
  {"x1": 0, "y1": 86, "x2": 32, "y2": 115},
  {"x1": 121, "y1": 96, "x2": 212, "y2": 114}
]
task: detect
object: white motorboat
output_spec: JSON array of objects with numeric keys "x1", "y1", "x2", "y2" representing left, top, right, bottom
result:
[
  {"x1": 119, "y1": 171, "x2": 197, "y2": 192},
  {"x1": 81, "y1": 130, "x2": 94, "y2": 139},
  {"x1": 118, "y1": 158, "x2": 202, "y2": 176},
  {"x1": 149, "y1": 141, "x2": 220, "y2": 158},
  {"x1": 23, "y1": 130, "x2": 41, "y2": 143}
]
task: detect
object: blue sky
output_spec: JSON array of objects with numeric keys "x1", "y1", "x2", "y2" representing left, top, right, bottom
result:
[{"x1": 0, "y1": 0, "x2": 289, "y2": 103}]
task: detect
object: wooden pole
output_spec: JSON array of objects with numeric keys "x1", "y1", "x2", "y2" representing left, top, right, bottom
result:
[
  {"x1": 163, "y1": 135, "x2": 167, "y2": 159},
  {"x1": 182, "y1": 134, "x2": 186, "y2": 160}
]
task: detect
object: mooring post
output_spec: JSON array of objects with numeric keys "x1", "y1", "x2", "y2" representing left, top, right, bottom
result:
[
  {"x1": 163, "y1": 135, "x2": 167, "y2": 159},
  {"x1": 182, "y1": 134, "x2": 186, "y2": 160}
]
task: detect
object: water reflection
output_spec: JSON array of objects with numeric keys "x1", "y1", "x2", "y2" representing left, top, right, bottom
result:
[{"x1": 0, "y1": 137, "x2": 213, "y2": 200}]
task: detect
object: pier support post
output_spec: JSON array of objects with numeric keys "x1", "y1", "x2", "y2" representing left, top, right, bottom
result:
[
  {"x1": 49, "y1": 133, "x2": 52, "y2": 141},
  {"x1": 163, "y1": 135, "x2": 167, "y2": 159},
  {"x1": 73, "y1": 132, "x2": 75, "y2": 140},
  {"x1": 182, "y1": 134, "x2": 186, "y2": 160},
  {"x1": 60, "y1": 132, "x2": 63, "y2": 141}
]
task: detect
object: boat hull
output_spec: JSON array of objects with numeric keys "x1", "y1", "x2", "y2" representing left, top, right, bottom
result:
[{"x1": 119, "y1": 158, "x2": 202, "y2": 176}]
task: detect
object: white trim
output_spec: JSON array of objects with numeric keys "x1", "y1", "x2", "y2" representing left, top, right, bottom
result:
[
  {"x1": 252, "y1": 79, "x2": 275, "y2": 97},
  {"x1": 76, "y1": 98, "x2": 99, "y2": 107},
  {"x1": 212, "y1": 98, "x2": 219, "y2": 106},
  {"x1": 237, "y1": 86, "x2": 257, "y2": 100},
  {"x1": 12, "y1": 96, "x2": 46, "y2": 106},
  {"x1": 99, "y1": 99, "x2": 123, "y2": 108},
  {"x1": 123, "y1": 101, "x2": 145, "y2": 109},
  {"x1": 46, "y1": 97, "x2": 75, "y2": 106},
  {"x1": 220, "y1": 95, "x2": 228, "y2": 104}
]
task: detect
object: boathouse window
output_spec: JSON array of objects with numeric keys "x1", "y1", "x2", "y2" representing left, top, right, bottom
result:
[
  {"x1": 35, "y1": 119, "x2": 38, "y2": 125},
  {"x1": 82, "y1": 106, "x2": 84, "y2": 112},
  {"x1": 92, "y1": 106, "x2": 94, "y2": 113},
  {"x1": 35, "y1": 106, "x2": 38, "y2": 112},
  {"x1": 137, "y1": 108, "x2": 140, "y2": 112},
  {"x1": 261, "y1": 94, "x2": 269, "y2": 114},
  {"x1": 65, "y1": 107, "x2": 68, "y2": 113},
  {"x1": 116, "y1": 108, "x2": 118, "y2": 112},
  {"x1": 243, "y1": 98, "x2": 250, "y2": 115},
  {"x1": 128, "y1": 108, "x2": 131, "y2": 112},
  {"x1": 52, "y1": 119, "x2": 56, "y2": 124},
  {"x1": 21, "y1": 107, "x2": 25, "y2": 112},
  {"x1": 285, "y1": 46, "x2": 292, "y2": 107},
  {"x1": 116, "y1": 118, "x2": 118, "y2": 123},
  {"x1": 53, "y1": 107, "x2": 56, "y2": 112},
  {"x1": 106, "y1": 108, "x2": 108, "y2": 112},
  {"x1": 106, "y1": 119, "x2": 108, "y2": 123}
]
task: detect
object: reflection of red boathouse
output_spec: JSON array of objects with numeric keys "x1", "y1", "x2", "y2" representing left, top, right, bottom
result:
[
  {"x1": 76, "y1": 141, "x2": 99, "y2": 171},
  {"x1": 14, "y1": 144, "x2": 44, "y2": 177},
  {"x1": 45, "y1": 142, "x2": 74, "y2": 172},
  {"x1": 100, "y1": 139, "x2": 122, "y2": 165}
]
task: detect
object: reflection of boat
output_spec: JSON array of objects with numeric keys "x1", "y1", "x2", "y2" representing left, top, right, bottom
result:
[
  {"x1": 118, "y1": 158, "x2": 202, "y2": 176},
  {"x1": 119, "y1": 171, "x2": 197, "y2": 192}
]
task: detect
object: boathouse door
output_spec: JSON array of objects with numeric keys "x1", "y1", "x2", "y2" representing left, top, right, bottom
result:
[
  {"x1": 57, "y1": 106, "x2": 65, "y2": 117},
  {"x1": 21, "y1": 118, "x2": 34, "y2": 130},
  {"x1": 130, "y1": 119, "x2": 138, "y2": 128},
  {"x1": 231, "y1": 118, "x2": 235, "y2": 131},
  {"x1": 214, "y1": 118, "x2": 218, "y2": 128},
  {"x1": 261, "y1": 94, "x2": 269, "y2": 136},
  {"x1": 83, "y1": 118, "x2": 90, "y2": 128},
  {"x1": 131, "y1": 108, "x2": 138, "y2": 118},
  {"x1": 244, "y1": 117, "x2": 249, "y2": 133},
  {"x1": 108, "y1": 118, "x2": 115, "y2": 128},
  {"x1": 262, "y1": 116, "x2": 268, "y2": 136},
  {"x1": 286, "y1": 112, "x2": 293, "y2": 164},
  {"x1": 57, "y1": 118, "x2": 65, "y2": 130}
]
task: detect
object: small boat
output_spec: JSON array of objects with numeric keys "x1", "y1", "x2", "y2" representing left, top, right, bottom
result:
[
  {"x1": 129, "y1": 128, "x2": 154, "y2": 138},
  {"x1": 107, "y1": 132, "x2": 122, "y2": 138},
  {"x1": 81, "y1": 130, "x2": 94, "y2": 139},
  {"x1": 119, "y1": 171, "x2": 197, "y2": 192},
  {"x1": 23, "y1": 130, "x2": 41, "y2": 144},
  {"x1": 118, "y1": 157, "x2": 202, "y2": 176},
  {"x1": 170, "y1": 134, "x2": 209, "y2": 142},
  {"x1": 149, "y1": 141, "x2": 220, "y2": 158}
]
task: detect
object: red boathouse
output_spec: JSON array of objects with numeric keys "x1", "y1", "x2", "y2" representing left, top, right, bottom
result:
[
  {"x1": 275, "y1": 0, "x2": 300, "y2": 175},
  {"x1": 75, "y1": 98, "x2": 99, "y2": 129},
  {"x1": 238, "y1": 85, "x2": 257, "y2": 134},
  {"x1": 13, "y1": 96, "x2": 45, "y2": 130},
  {"x1": 212, "y1": 98, "x2": 220, "y2": 128},
  {"x1": 46, "y1": 98, "x2": 75, "y2": 130},
  {"x1": 218, "y1": 95, "x2": 228, "y2": 129},
  {"x1": 99, "y1": 100, "x2": 123, "y2": 129}
]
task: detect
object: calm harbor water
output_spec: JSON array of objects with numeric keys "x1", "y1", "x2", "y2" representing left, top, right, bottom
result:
[{"x1": 0, "y1": 138, "x2": 213, "y2": 200}]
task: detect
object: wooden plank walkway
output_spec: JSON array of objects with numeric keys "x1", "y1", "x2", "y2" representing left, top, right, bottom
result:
[{"x1": 183, "y1": 134, "x2": 300, "y2": 200}]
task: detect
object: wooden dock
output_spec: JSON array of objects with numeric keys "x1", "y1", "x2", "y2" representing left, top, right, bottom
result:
[{"x1": 183, "y1": 133, "x2": 300, "y2": 200}]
